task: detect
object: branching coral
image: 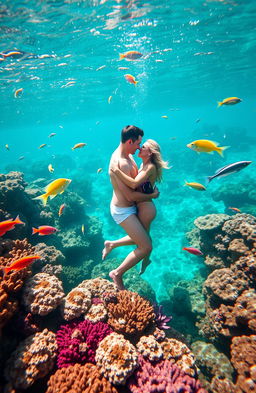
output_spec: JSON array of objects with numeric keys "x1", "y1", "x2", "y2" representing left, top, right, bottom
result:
[
  {"x1": 46, "y1": 363, "x2": 118, "y2": 393},
  {"x1": 105, "y1": 290, "x2": 155, "y2": 335},
  {"x1": 127, "y1": 355, "x2": 206, "y2": 393},
  {"x1": 56, "y1": 319, "x2": 112, "y2": 368}
]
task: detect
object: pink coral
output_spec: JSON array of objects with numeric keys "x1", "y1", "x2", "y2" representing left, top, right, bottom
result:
[
  {"x1": 56, "y1": 319, "x2": 112, "y2": 368},
  {"x1": 127, "y1": 355, "x2": 206, "y2": 393}
]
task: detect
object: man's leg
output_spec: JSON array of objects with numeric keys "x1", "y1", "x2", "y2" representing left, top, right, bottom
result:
[
  {"x1": 102, "y1": 236, "x2": 134, "y2": 260},
  {"x1": 109, "y1": 214, "x2": 152, "y2": 290}
]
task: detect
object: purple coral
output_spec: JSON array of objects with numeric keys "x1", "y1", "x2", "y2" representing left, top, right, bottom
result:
[
  {"x1": 56, "y1": 319, "x2": 112, "y2": 368},
  {"x1": 128, "y1": 355, "x2": 206, "y2": 393},
  {"x1": 154, "y1": 303, "x2": 172, "y2": 330}
]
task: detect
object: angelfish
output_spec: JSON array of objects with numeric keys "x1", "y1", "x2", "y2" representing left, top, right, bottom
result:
[{"x1": 206, "y1": 161, "x2": 252, "y2": 183}]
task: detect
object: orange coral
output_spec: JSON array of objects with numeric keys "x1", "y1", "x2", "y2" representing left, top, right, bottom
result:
[
  {"x1": 160, "y1": 338, "x2": 196, "y2": 376},
  {"x1": 0, "y1": 238, "x2": 35, "y2": 330},
  {"x1": 105, "y1": 290, "x2": 154, "y2": 335},
  {"x1": 46, "y1": 363, "x2": 118, "y2": 393}
]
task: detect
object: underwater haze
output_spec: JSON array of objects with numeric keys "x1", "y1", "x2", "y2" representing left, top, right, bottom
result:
[{"x1": 1, "y1": 0, "x2": 255, "y2": 300}]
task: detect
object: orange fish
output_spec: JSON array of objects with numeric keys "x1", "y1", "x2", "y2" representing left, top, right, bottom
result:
[
  {"x1": 58, "y1": 203, "x2": 66, "y2": 217},
  {"x1": 124, "y1": 74, "x2": 138, "y2": 85},
  {"x1": 228, "y1": 207, "x2": 241, "y2": 213},
  {"x1": 32, "y1": 225, "x2": 58, "y2": 236},
  {"x1": 1, "y1": 255, "x2": 40, "y2": 278},
  {"x1": 119, "y1": 51, "x2": 143, "y2": 61},
  {"x1": 0, "y1": 215, "x2": 25, "y2": 237},
  {"x1": 71, "y1": 143, "x2": 87, "y2": 150}
]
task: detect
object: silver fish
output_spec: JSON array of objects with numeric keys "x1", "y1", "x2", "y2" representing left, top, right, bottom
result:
[{"x1": 207, "y1": 161, "x2": 252, "y2": 183}]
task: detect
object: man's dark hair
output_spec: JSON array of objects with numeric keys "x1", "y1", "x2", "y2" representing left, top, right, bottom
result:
[{"x1": 121, "y1": 125, "x2": 144, "y2": 143}]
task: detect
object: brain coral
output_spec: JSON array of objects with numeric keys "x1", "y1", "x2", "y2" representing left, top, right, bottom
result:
[
  {"x1": 22, "y1": 272, "x2": 65, "y2": 316},
  {"x1": 46, "y1": 363, "x2": 118, "y2": 393},
  {"x1": 56, "y1": 319, "x2": 112, "y2": 368},
  {"x1": 95, "y1": 332, "x2": 139, "y2": 385},
  {"x1": 78, "y1": 277, "x2": 118, "y2": 298},
  {"x1": 127, "y1": 355, "x2": 206, "y2": 393},
  {"x1": 4, "y1": 328, "x2": 57, "y2": 389},
  {"x1": 105, "y1": 290, "x2": 155, "y2": 335},
  {"x1": 61, "y1": 286, "x2": 92, "y2": 321}
]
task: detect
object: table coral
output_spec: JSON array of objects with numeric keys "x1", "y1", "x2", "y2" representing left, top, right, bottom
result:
[
  {"x1": 127, "y1": 355, "x2": 206, "y2": 393},
  {"x1": 4, "y1": 328, "x2": 57, "y2": 389},
  {"x1": 61, "y1": 286, "x2": 92, "y2": 321},
  {"x1": 194, "y1": 214, "x2": 229, "y2": 232},
  {"x1": 22, "y1": 272, "x2": 65, "y2": 316},
  {"x1": 46, "y1": 363, "x2": 118, "y2": 393},
  {"x1": 105, "y1": 290, "x2": 154, "y2": 335},
  {"x1": 95, "y1": 332, "x2": 138, "y2": 385},
  {"x1": 56, "y1": 319, "x2": 112, "y2": 368}
]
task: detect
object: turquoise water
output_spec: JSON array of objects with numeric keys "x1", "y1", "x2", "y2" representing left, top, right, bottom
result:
[{"x1": 1, "y1": 0, "x2": 255, "y2": 301}]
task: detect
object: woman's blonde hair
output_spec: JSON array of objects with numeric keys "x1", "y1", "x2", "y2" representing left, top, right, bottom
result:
[{"x1": 145, "y1": 139, "x2": 169, "y2": 182}]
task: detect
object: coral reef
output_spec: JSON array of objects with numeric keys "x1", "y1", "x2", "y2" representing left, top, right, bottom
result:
[
  {"x1": 56, "y1": 319, "x2": 112, "y2": 368},
  {"x1": 95, "y1": 332, "x2": 139, "y2": 385},
  {"x1": 127, "y1": 356, "x2": 206, "y2": 393},
  {"x1": 4, "y1": 328, "x2": 57, "y2": 389},
  {"x1": 0, "y1": 238, "x2": 35, "y2": 330},
  {"x1": 61, "y1": 286, "x2": 92, "y2": 321},
  {"x1": 105, "y1": 290, "x2": 155, "y2": 336},
  {"x1": 22, "y1": 272, "x2": 65, "y2": 316},
  {"x1": 46, "y1": 363, "x2": 118, "y2": 393}
]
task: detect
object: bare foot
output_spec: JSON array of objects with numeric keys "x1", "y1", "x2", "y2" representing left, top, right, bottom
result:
[
  {"x1": 139, "y1": 258, "x2": 151, "y2": 275},
  {"x1": 109, "y1": 270, "x2": 125, "y2": 290},
  {"x1": 102, "y1": 241, "x2": 113, "y2": 260}
]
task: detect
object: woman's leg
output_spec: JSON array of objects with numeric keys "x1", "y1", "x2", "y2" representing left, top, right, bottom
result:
[{"x1": 137, "y1": 202, "x2": 156, "y2": 274}]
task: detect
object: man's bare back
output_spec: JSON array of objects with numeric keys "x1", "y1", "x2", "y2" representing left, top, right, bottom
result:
[{"x1": 109, "y1": 147, "x2": 138, "y2": 207}]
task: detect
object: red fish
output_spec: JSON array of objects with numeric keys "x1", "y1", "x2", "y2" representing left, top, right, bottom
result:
[
  {"x1": 58, "y1": 203, "x2": 66, "y2": 217},
  {"x1": 228, "y1": 207, "x2": 241, "y2": 213},
  {"x1": 32, "y1": 226, "x2": 58, "y2": 236},
  {"x1": 1, "y1": 255, "x2": 41, "y2": 278},
  {"x1": 183, "y1": 247, "x2": 203, "y2": 256},
  {"x1": 0, "y1": 215, "x2": 25, "y2": 237}
]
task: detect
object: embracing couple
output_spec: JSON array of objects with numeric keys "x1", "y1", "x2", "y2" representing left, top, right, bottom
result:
[{"x1": 102, "y1": 125, "x2": 169, "y2": 290}]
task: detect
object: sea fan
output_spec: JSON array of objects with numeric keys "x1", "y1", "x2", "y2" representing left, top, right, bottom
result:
[{"x1": 153, "y1": 303, "x2": 172, "y2": 330}]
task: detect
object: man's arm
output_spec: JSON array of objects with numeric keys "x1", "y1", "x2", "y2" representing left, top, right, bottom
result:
[{"x1": 114, "y1": 174, "x2": 159, "y2": 202}]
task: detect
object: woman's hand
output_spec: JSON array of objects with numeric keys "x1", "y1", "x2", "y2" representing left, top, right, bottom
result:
[{"x1": 151, "y1": 186, "x2": 160, "y2": 199}]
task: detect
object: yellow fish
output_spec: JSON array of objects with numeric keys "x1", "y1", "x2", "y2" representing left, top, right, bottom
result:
[
  {"x1": 5, "y1": 144, "x2": 10, "y2": 151},
  {"x1": 72, "y1": 143, "x2": 86, "y2": 150},
  {"x1": 217, "y1": 97, "x2": 242, "y2": 107},
  {"x1": 34, "y1": 178, "x2": 71, "y2": 206},
  {"x1": 48, "y1": 164, "x2": 54, "y2": 173},
  {"x1": 81, "y1": 224, "x2": 85, "y2": 235},
  {"x1": 119, "y1": 51, "x2": 143, "y2": 61},
  {"x1": 184, "y1": 181, "x2": 206, "y2": 191},
  {"x1": 39, "y1": 144, "x2": 47, "y2": 149},
  {"x1": 108, "y1": 95, "x2": 112, "y2": 104},
  {"x1": 161, "y1": 115, "x2": 168, "y2": 119},
  {"x1": 186, "y1": 139, "x2": 229, "y2": 157}
]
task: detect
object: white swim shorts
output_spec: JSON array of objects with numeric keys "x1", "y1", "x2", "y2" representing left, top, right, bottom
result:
[{"x1": 110, "y1": 203, "x2": 137, "y2": 225}]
